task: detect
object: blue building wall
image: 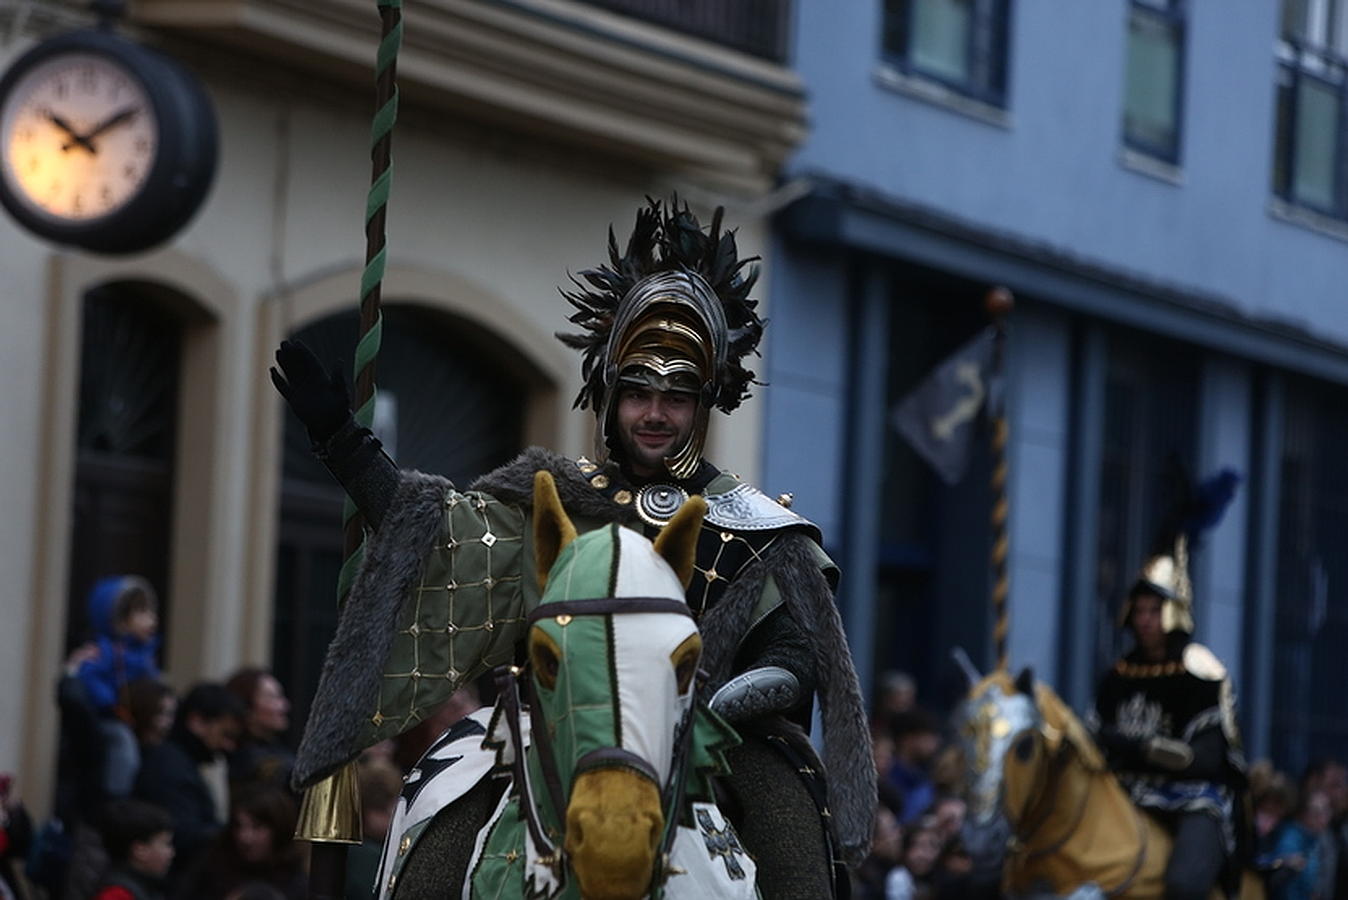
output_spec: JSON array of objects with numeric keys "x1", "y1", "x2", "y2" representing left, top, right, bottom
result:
[
  {"x1": 761, "y1": 243, "x2": 852, "y2": 550},
  {"x1": 765, "y1": 0, "x2": 1348, "y2": 765},
  {"x1": 788, "y1": 2, "x2": 1347, "y2": 342}
]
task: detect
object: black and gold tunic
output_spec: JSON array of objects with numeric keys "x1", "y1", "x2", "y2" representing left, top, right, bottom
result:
[{"x1": 1094, "y1": 642, "x2": 1243, "y2": 848}]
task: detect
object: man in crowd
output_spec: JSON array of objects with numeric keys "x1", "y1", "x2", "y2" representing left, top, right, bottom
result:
[{"x1": 134, "y1": 683, "x2": 243, "y2": 886}]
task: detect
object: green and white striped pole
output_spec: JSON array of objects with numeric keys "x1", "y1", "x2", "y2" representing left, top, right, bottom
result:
[{"x1": 295, "y1": 2, "x2": 402, "y2": 897}]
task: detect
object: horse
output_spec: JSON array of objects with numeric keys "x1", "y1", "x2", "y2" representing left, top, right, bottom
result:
[
  {"x1": 372, "y1": 470, "x2": 759, "y2": 900},
  {"x1": 954, "y1": 663, "x2": 1264, "y2": 900}
]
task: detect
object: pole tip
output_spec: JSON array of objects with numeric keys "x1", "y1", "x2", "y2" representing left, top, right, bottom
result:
[{"x1": 984, "y1": 285, "x2": 1015, "y2": 320}]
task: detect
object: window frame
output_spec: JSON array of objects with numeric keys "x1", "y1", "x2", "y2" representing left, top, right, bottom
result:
[
  {"x1": 880, "y1": 0, "x2": 1013, "y2": 109},
  {"x1": 1121, "y1": 0, "x2": 1188, "y2": 165},
  {"x1": 1274, "y1": 1, "x2": 1348, "y2": 220}
]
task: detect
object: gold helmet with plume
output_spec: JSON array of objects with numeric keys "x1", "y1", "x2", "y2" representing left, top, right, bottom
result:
[
  {"x1": 1119, "y1": 465, "x2": 1240, "y2": 639},
  {"x1": 1123, "y1": 535, "x2": 1196, "y2": 636},
  {"x1": 556, "y1": 197, "x2": 764, "y2": 479}
]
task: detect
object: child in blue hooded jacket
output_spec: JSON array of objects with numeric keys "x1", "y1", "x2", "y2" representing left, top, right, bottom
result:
[{"x1": 77, "y1": 576, "x2": 161, "y2": 795}]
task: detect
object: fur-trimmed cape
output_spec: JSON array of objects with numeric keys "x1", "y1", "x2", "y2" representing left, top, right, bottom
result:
[
  {"x1": 294, "y1": 447, "x2": 874, "y2": 862},
  {"x1": 295, "y1": 449, "x2": 601, "y2": 787},
  {"x1": 698, "y1": 533, "x2": 876, "y2": 865}
]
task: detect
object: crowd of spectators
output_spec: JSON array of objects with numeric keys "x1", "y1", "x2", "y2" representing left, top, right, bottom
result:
[
  {"x1": 0, "y1": 574, "x2": 488, "y2": 900},
  {"x1": 9, "y1": 575, "x2": 1348, "y2": 900},
  {"x1": 1252, "y1": 757, "x2": 1348, "y2": 900},
  {"x1": 854, "y1": 668, "x2": 1348, "y2": 900},
  {"x1": 853, "y1": 671, "x2": 982, "y2": 900}
]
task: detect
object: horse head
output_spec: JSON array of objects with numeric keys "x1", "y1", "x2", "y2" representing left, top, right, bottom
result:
[
  {"x1": 519, "y1": 470, "x2": 730, "y2": 900},
  {"x1": 952, "y1": 656, "x2": 1106, "y2": 879}
]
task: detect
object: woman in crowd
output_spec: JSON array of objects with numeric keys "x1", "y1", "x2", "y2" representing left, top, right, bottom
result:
[
  {"x1": 126, "y1": 679, "x2": 177, "y2": 752},
  {"x1": 224, "y1": 669, "x2": 294, "y2": 794},
  {"x1": 175, "y1": 786, "x2": 305, "y2": 900}
]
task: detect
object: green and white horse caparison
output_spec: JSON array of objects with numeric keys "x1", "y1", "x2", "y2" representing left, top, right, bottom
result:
[{"x1": 374, "y1": 471, "x2": 759, "y2": 900}]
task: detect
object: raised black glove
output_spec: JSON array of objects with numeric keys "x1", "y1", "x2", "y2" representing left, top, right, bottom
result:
[{"x1": 269, "y1": 339, "x2": 351, "y2": 444}]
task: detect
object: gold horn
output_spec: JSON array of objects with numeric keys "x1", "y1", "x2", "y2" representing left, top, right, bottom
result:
[{"x1": 294, "y1": 762, "x2": 363, "y2": 844}]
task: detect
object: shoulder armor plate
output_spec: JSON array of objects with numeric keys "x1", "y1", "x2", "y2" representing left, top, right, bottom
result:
[
  {"x1": 703, "y1": 483, "x2": 814, "y2": 532},
  {"x1": 1183, "y1": 643, "x2": 1227, "y2": 681}
]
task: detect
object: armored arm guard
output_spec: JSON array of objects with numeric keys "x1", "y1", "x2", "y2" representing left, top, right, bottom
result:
[
  {"x1": 732, "y1": 582, "x2": 818, "y2": 717},
  {"x1": 313, "y1": 417, "x2": 399, "y2": 529},
  {"x1": 709, "y1": 666, "x2": 801, "y2": 722}
]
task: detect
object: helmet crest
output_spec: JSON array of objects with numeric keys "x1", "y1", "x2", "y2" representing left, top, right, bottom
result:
[{"x1": 557, "y1": 196, "x2": 765, "y2": 417}]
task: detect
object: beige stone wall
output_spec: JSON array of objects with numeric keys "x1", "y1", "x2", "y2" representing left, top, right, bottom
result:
[{"x1": 0, "y1": 25, "x2": 773, "y2": 813}]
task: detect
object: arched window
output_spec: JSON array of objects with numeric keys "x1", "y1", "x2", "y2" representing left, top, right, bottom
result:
[
  {"x1": 273, "y1": 304, "x2": 530, "y2": 739},
  {"x1": 67, "y1": 283, "x2": 183, "y2": 657}
]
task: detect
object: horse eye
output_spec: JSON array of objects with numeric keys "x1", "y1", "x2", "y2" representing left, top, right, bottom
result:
[
  {"x1": 675, "y1": 659, "x2": 696, "y2": 694},
  {"x1": 529, "y1": 630, "x2": 562, "y2": 690},
  {"x1": 670, "y1": 633, "x2": 702, "y2": 695},
  {"x1": 1014, "y1": 734, "x2": 1036, "y2": 762}
]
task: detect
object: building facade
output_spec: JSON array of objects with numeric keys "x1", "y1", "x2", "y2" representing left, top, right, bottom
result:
[
  {"x1": 0, "y1": 0, "x2": 803, "y2": 811},
  {"x1": 768, "y1": 0, "x2": 1348, "y2": 771}
]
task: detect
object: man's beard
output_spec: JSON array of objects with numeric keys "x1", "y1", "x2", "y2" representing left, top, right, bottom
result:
[{"x1": 621, "y1": 427, "x2": 684, "y2": 474}]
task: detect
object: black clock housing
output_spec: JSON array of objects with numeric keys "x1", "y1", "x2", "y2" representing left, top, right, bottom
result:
[{"x1": 0, "y1": 28, "x2": 218, "y2": 254}]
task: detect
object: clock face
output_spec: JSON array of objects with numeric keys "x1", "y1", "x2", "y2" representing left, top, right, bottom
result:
[{"x1": 0, "y1": 52, "x2": 159, "y2": 223}]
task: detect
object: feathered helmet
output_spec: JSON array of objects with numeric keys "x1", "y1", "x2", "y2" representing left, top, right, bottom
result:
[
  {"x1": 557, "y1": 197, "x2": 764, "y2": 479},
  {"x1": 1120, "y1": 464, "x2": 1241, "y2": 639}
]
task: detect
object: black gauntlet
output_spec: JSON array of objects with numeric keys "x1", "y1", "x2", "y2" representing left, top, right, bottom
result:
[
  {"x1": 313, "y1": 419, "x2": 399, "y2": 529},
  {"x1": 272, "y1": 339, "x2": 398, "y2": 528}
]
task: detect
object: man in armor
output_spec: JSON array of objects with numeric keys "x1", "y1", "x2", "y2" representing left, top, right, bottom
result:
[
  {"x1": 1094, "y1": 476, "x2": 1246, "y2": 900},
  {"x1": 271, "y1": 197, "x2": 873, "y2": 898}
]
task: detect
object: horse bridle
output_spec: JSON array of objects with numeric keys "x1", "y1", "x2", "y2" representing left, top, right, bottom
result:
[
  {"x1": 1004, "y1": 727, "x2": 1150, "y2": 897},
  {"x1": 496, "y1": 596, "x2": 701, "y2": 884},
  {"x1": 1006, "y1": 727, "x2": 1071, "y2": 856}
]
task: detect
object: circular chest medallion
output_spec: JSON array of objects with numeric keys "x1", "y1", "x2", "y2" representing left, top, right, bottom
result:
[{"x1": 635, "y1": 483, "x2": 690, "y2": 527}]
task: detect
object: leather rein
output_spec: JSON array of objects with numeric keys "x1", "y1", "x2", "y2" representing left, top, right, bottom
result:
[{"x1": 1008, "y1": 733, "x2": 1149, "y2": 897}]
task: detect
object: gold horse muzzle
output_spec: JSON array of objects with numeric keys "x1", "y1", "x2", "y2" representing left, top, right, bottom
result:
[{"x1": 564, "y1": 750, "x2": 664, "y2": 900}]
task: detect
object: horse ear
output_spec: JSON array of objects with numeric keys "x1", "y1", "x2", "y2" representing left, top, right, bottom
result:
[
  {"x1": 951, "y1": 647, "x2": 982, "y2": 691},
  {"x1": 533, "y1": 470, "x2": 577, "y2": 590},
  {"x1": 653, "y1": 496, "x2": 707, "y2": 589},
  {"x1": 1014, "y1": 666, "x2": 1035, "y2": 696}
]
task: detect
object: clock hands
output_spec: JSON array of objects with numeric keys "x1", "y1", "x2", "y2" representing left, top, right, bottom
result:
[
  {"x1": 83, "y1": 106, "x2": 140, "y2": 143},
  {"x1": 43, "y1": 109, "x2": 97, "y2": 153},
  {"x1": 43, "y1": 105, "x2": 141, "y2": 153}
]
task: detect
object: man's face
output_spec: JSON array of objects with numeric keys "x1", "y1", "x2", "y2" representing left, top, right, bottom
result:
[
  {"x1": 1129, "y1": 591, "x2": 1166, "y2": 657},
  {"x1": 614, "y1": 386, "x2": 697, "y2": 477},
  {"x1": 190, "y1": 712, "x2": 240, "y2": 755}
]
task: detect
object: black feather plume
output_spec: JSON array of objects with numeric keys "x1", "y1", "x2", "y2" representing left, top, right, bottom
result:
[
  {"x1": 1149, "y1": 457, "x2": 1242, "y2": 556},
  {"x1": 556, "y1": 195, "x2": 764, "y2": 413}
]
